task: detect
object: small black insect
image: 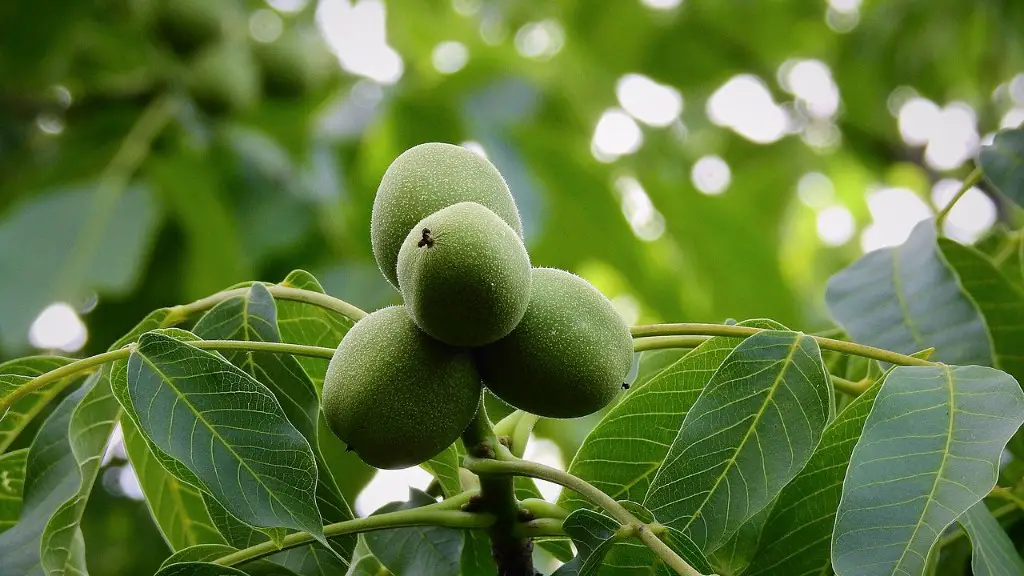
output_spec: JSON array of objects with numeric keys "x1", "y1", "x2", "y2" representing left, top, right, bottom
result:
[
  {"x1": 621, "y1": 382, "x2": 630, "y2": 390},
  {"x1": 417, "y1": 228, "x2": 435, "y2": 248}
]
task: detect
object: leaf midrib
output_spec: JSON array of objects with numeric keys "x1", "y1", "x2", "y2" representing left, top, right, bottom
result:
[
  {"x1": 675, "y1": 335, "x2": 802, "y2": 539},
  {"x1": 889, "y1": 365, "x2": 955, "y2": 575},
  {"x1": 136, "y1": 350, "x2": 307, "y2": 532}
]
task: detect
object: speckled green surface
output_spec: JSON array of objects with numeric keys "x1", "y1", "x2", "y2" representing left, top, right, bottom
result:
[
  {"x1": 322, "y1": 306, "x2": 482, "y2": 469},
  {"x1": 476, "y1": 268, "x2": 634, "y2": 419},
  {"x1": 371, "y1": 142, "x2": 523, "y2": 289},
  {"x1": 398, "y1": 202, "x2": 531, "y2": 347}
]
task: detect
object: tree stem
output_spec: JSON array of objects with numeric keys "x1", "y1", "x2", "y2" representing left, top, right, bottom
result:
[
  {"x1": 461, "y1": 401, "x2": 537, "y2": 576},
  {"x1": 214, "y1": 502, "x2": 493, "y2": 567},
  {"x1": 631, "y1": 324, "x2": 935, "y2": 368},
  {"x1": 0, "y1": 340, "x2": 336, "y2": 413},
  {"x1": 935, "y1": 167, "x2": 983, "y2": 226},
  {"x1": 465, "y1": 457, "x2": 706, "y2": 576}
]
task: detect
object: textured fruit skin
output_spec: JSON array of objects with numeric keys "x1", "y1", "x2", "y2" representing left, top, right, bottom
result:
[
  {"x1": 398, "y1": 202, "x2": 532, "y2": 347},
  {"x1": 371, "y1": 143, "x2": 523, "y2": 289},
  {"x1": 322, "y1": 306, "x2": 482, "y2": 469},
  {"x1": 476, "y1": 268, "x2": 633, "y2": 418}
]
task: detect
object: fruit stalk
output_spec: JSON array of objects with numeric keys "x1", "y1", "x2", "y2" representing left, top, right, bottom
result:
[{"x1": 461, "y1": 401, "x2": 537, "y2": 576}]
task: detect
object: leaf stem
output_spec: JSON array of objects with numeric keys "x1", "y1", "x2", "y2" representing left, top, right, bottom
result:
[
  {"x1": 165, "y1": 285, "x2": 367, "y2": 325},
  {"x1": 632, "y1": 336, "x2": 709, "y2": 352},
  {"x1": 935, "y1": 167, "x2": 983, "y2": 226},
  {"x1": 0, "y1": 340, "x2": 336, "y2": 413},
  {"x1": 830, "y1": 375, "x2": 871, "y2": 396},
  {"x1": 214, "y1": 506, "x2": 494, "y2": 567},
  {"x1": 631, "y1": 324, "x2": 935, "y2": 368},
  {"x1": 465, "y1": 457, "x2": 706, "y2": 576}
]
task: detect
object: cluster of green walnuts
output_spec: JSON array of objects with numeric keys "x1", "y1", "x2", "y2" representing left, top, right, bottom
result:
[
  {"x1": 151, "y1": 0, "x2": 335, "y2": 113},
  {"x1": 322, "y1": 143, "x2": 634, "y2": 469}
]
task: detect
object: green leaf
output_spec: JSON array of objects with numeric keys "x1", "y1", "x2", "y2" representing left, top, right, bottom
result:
[
  {"x1": 202, "y1": 494, "x2": 279, "y2": 549},
  {"x1": 631, "y1": 349, "x2": 688, "y2": 389},
  {"x1": 349, "y1": 554, "x2": 391, "y2": 576},
  {"x1": 192, "y1": 282, "x2": 355, "y2": 564},
  {"x1": 832, "y1": 365, "x2": 1024, "y2": 576},
  {"x1": 39, "y1": 370, "x2": 122, "y2": 576},
  {"x1": 562, "y1": 319, "x2": 786, "y2": 513},
  {"x1": 643, "y1": 330, "x2": 832, "y2": 552},
  {"x1": 126, "y1": 331, "x2": 325, "y2": 541},
  {"x1": 555, "y1": 508, "x2": 625, "y2": 576},
  {"x1": 0, "y1": 381, "x2": 90, "y2": 575},
  {"x1": 111, "y1": 312, "x2": 207, "y2": 490},
  {"x1": 422, "y1": 443, "x2": 462, "y2": 499},
  {"x1": 938, "y1": 238, "x2": 1024, "y2": 384},
  {"x1": 364, "y1": 489, "x2": 464, "y2": 576},
  {"x1": 979, "y1": 129, "x2": 1024, "y2": 207},
  {"x1": 159, "y1": 543, "x2": 304, "y2": 576},
  {"x1": 121, "y1": 418, "x2": 225, "y2": 551},
  {"x1": 744, "y1": 380, "x2": 882, "y2": 576},
  {"x1": 461, "y1": 530, "x2": 498, "y2": 576},
  {"x1": 154, "y1": 562, "x2": 249, "y2": 576},
  {"x1": 0, "y1": 356, "x2": 74, "y2": 452},
  {"x1": 825, "y1": 220, "x2": 993, "y2": 366},
  {"x1": 0, "y1": 185, "x2": 160, "y2": 352},
  {"x1": 959, "y1": 502, "x2": 1024, "y2": 576},
  {"x1": 0, "y1": 448, "x2": 27, "y2": 533},
  {"x1": 708, "y1": 496, "x2": 775, "y2": 576},
  {"x1": 275, "y1": 270, "x2": 354, "y2": 392},
  {"x1": 593, "y1": 525, "x2": 714, "y2": 576}
]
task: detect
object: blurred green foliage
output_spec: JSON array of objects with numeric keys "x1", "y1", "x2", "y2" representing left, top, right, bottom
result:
[{"x1": 2, "y1": 0, "x2": 1023, "y2": 573}]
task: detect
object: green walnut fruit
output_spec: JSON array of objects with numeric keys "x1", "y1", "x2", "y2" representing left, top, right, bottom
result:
[
  {"x1": 371, "y1": 142, "x2": 523, "y2": 289},
  {"x1": 476, "y1": 268, "x2": 633, "y2": 418},
  {"x1": 188, "y1": 40, "x2": 261, "y2": 115},
  {"x1": 254, "y1": 27, "x2": 336, "y2": 98},
  {"x1": 398, "y1": 202, "x2": 532, "y2": 347},
  {"x1": 322, "y1": 306, "x2": 482, "y2": 469},
  {"x1": 153, "y1": 0, "x2": 241, "y2": 56}
]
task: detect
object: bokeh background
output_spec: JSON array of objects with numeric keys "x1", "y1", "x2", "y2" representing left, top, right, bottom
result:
[{"x1": 2, "y1": 0, "x2": 1023, "y2": 572}]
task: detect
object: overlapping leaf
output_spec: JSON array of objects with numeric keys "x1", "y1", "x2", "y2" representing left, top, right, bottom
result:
[
  {"x1": 555, "y1": 508, "x2": 626, "y2": 576},
  {"x1": 826, "y1": 220, "x2": 993, "y2": 366},
  {"x1": 832, "y1": 366, "x2": 1024, "y2": 576},
  {"x1": 126, "y1": 331, "x2": 324, "y2": 540},
  {"x1": 643, "y1": 330, "x2": 832, "y2": 553},
  {"x1": 422, "y1": 443, "x2": 463, "y2": 499},
  {"x1": 192, "y1": 282, "x2": 355, "y2": 565},
  {"x1": 0, "y1": 448, "x2": 27, "y2": 533},
  {"x1": 111, "y1": 310, "x2": 205, "y2": 489},
  {"x1": 0, "y1": 356, "x2": 74, "y2": 452},
  {"x1": 0, "y1": 381, "x2": 90, "y2": 575},
  {"x1": 121, "y1": 418, "x2": 224, "y2": 550},
  {"x1": 364, "y1": 489, "x2": 463, "y2": 576},
  {"x1": 744, "y1": 381, "x2": 882, "y2": 576},
  {"x1": 153, "y1": 562, "x2": 249, "y2": 576},
  {"x1": 40, "y1": 370, "x2": 122, "y2": 576},
  {"x1": 979, "y1": 128, "x2": 1024, "y2": 207},
  {"x1": 160, "y1": 544, "x2": 303, "y2": 576},
  {"x1": 561, "y1": 320, "x2": 785, "y2": 513},
  {"x1": 938, "y1": 238, "x2": 1024, "y2": 383},
  {"x1": 275, "y1": 270, "x2": 354, "y2": 392},
  {"x1": 958, "y1": 502, "x2": 1024, "y2": 576},
  {"x1": 709, "y1": 496, "x2": 775, "y2": 575}
]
